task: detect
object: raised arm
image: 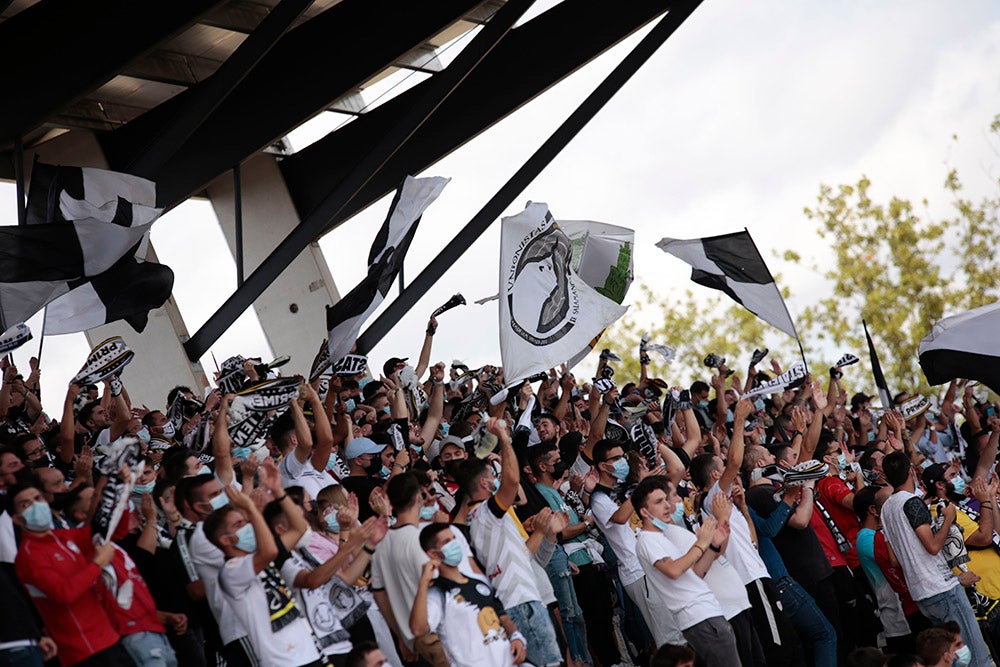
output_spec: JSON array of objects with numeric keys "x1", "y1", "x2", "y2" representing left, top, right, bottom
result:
[
  {"x1": 227, "y1": 486, "x2": 278, "y2": 574},
  {"x1": 212, "y1": 395, "x2": 236, "y2": 487},
  {"x1": 59, "y1": 383, "x2": 81, "y2": 464},
  {"x1": 414, "y1": 317, "x2": 437, "y2": 379},
  {"x1": 491, "y1": 418, "x2": 519, "y2": 510},
  {"x1": 419, "y1": 364, "x2": 446, "y2": 445},
  {"x1": 719, "y1": 399, "x2": 752, "y2": 493},
  {"x1": 289, "y1": 391, "x2": 314, "y2": 465},
  {"x1": 107, "y1": 376, "x2": 132, "y2": 442},
  {"x1": 305, "y1": 384, "x2": 333, "y2": 474},
  {"x1": 585, "y1": 388, "x2": 617, "y2": 458}
]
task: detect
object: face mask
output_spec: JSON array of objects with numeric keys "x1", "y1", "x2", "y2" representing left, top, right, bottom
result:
[
  {"x1": 358, "y1": 377, "x2": 372, "y2": 389},
  {"x1": 920, "y1": 459, "x2": 933, "y2": 469},
  {"x1": 136, "y1": 427, "x2": 151, "y2": 445},
  {"x1": 324, "y1": 508, "x2": 339, "y2": 531},
  {"x1": 344, "y1": 398, "x2": 356, "y2": 412},
  {"x1": 697, "y1": 401, "x2": 709, "y2": 409},
  {"x1": 22, "y1": 501, "x2": 54, "y2": 532},
  {"x1": 209, "y1": 493, "x2": 230, "y2": 511},
  {"x1": 295, "y1": 527, "x2": 313, "y2": 550},
  {"x1": 611, "y1": 458, "x2": 630, "y2": 481},
  {"x1": 419, "y1": 505, "x2": 436, "y2": 521},
  {"x1": 325, "y1": 454, "x2": 339, "y2": 472},
  {"x1": 837, "y1": 453, "x2": 848, "y2": 470},
  {"x1": 161, "y1": 421, "x2": 176, "y2": 439},
  {"x1": 440, "y1": 540, "x2": 464, "y2": 567},
  {"x1": 951, "y1": 476, "x2": 967, "y2": 495},
  {"x1": 411, "y1": 444, "x2": 423, "y2": 454},
  {"x1": 383, "y1": 407, "x2": 391, "y2": 416},
  {"x1": 379, "y1": 466, "x2": 392, "y2": 479},
  {"x1": 954, "y1": 644, "x2": 971, "y2": 667},
  {"x1": 725, "y1": 409, "x2": 734, "y2": 424},
  {"x1": 440, "y1": 422, "x2": 450, "y2": 436},
  {"x1": 651, "y1": 517, "x2": 672, "y2": 532},
  {"x1": 867, "y1": 431, "x2": 876, "y2": 442},
  {"x1": 492, "y1": 478, "x2": 501, "y2": 493},
  {"x1": 232, "y1": 447, "x2": 252, "y2": 461},
  {"x1": 550, "y1": 461, "x2": 568, "y2": 479},
  {"x1": 132, "y1": 481, "x2": 155, "y2": 496},
  {"x1": 198, "y1": 465, "x2": 212, "y2": 476},
  {"x1": 671, "y1": 504, "x2": 686, "y2": 526},
  {"x1": 235, "y1": 523, "x2": 257, "y2": 553},
  {"x1": 754, "y1": 398, "x2": 766, "y2": 412}
]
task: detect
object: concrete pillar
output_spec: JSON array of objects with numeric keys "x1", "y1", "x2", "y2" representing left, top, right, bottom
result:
[
  {"x1": 25, "y1": 130, "x2": 208, "y2": 405},
  {"x1": 207, "y1": 154, "x2": 340, "y2": 378}
]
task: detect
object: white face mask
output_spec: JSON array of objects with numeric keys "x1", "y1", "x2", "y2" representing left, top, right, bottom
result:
[{"x1": 161, "y1": 421, "x2": 176, "y2": 439}]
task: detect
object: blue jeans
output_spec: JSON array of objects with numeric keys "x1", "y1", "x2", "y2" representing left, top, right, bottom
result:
[
  {"x1": 506, "y1": 600, "x2": 562, "y2": 667},
  {"x1": 544, "y1": 545, "x2": 591, "y2": 664},
  {"x1": 0, "y1": 645, "x2": 44, "y2": 667},
  {"x1": 121, "y1": 632, "x2": 178, "y2": 667},
  {"x1": 917, "y1": 585, "x2": 991, "y2": 667},
  {"x1": 774, "y1": 575, "x2": 837, "y2": 667}
]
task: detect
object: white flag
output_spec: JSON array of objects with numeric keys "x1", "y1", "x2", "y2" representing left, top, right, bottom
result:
[{"x1": 499, "y1": 203, "x2": 628, "y2": 383}]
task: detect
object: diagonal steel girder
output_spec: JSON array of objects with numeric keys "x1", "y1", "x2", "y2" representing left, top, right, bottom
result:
[
  {"x1": 181, "y1": 0, "x2": 535, "y2": 361},
  {"x1": 0, "y1": 0, "x2": 221, "y2": 149},
  {"x1": 279, "y1": 0, "x2": 672, "y2": 231},
  {"x1": 101, "y1": 0, "x2": 486, "y2": 208}
]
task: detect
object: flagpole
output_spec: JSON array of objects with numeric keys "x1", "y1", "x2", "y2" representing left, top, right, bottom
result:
[
  {"x1": 744, "y1": 228, "x2": 808, "y2": 373},
  {"x1": 36, "y1": 308, "x2": 47, "y2": 367}
]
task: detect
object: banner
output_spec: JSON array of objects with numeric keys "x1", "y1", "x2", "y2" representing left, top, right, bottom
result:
[
  {"x1": 92, "y1": 437, "x2": 143, "y2": 544},
  {"x1": 743, "y1": 361, "x2": 807, "y2": 399},
  {"x1": 499, "y1": 203, "x2": 628, "y2": 383},
  {"x1": 71, "y1": 336, "x2": 135, "y2": 385}
]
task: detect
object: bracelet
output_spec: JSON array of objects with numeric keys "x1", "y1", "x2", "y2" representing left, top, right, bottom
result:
[
  {"x1": 708, "y1": 543, "x2": 722, "y2": 553},
  {"x1": 791, "y1": 430, "x2": 803, "y2": 438},
  {"x1": 275, "y1": 494, "x2": 288, "y2": 502},
  {"x1": 393, "y1": 462, "x2": 405, "y2": 469},
  {"x1": 692, "y1": 544, "x2": 705, "y2": 557},
  {"x1": 362, "y1": 544, "x2": 376, "y2": 555},
  {"x1": 509, "y1": 631, "x2": 525, "y2": 645}
]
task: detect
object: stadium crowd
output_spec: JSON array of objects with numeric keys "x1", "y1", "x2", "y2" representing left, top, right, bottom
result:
[{"x1": 1, "y1": 317, "x2": 998, "y2": 667}]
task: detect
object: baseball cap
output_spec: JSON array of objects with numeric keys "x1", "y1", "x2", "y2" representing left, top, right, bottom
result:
[
  {"x1": 920, "y1": 462, "x2": 950, "y2": 490},
  {"x1": 850, "y1": 392, "x2": 872, "y2": 409},
  {"x1": 426, "y1": 435, "x2": 466, "y2": 462},
  {"x1": 362, "y1": 380, "x2": 385, "y2": 403},
  {"x1": 382, "y1": 357, "x2": 408, "y2": 378},
  {"x1": 345, "y1": 436, "x2": 385, "y2": 459}
]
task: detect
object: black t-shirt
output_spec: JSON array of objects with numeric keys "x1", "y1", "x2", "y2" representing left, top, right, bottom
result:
[
  {"x1": 746, "y1": 484, "x2": 832, "y2": 588},
  {"x1": 0, "y1": 564, "x2": 42, "y2": 642},
  {"x1": 340, "y1": 475, "x2": 385, "y2": 522}
]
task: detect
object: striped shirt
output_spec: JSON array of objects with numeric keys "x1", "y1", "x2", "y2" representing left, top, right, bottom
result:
[{"x1": 468, "y1": 496, "x2": 541, "y2": 609}]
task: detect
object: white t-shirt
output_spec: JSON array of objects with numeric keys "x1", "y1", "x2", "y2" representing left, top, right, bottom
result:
[
  {"x1": 702, "y1": 481, "x2": 770, "y2": 585},
  {"x1": 468, "y1": 497, "x2": 542, "y2": 610},
  {"x1": 881, "y1": 489, "x2": 959, "y2": 601},
  {"x1": 635, "y1": 527, "x2": 724, "y2": 631},
  {"x1": 426, "y1": 577, "x2": 516, "y2": 667},
  {"x1": 661, "y1": 522, "x2": 751, "y2": 620},
  {"x1": 370, "y1": 523, "x2": 430, "y2": 647},
  {"x1": 280, "y1": 551, "x2": 355, "y2": 657},
  {"x1": 219, "y1": 555, "x2": 322, "y2": 667},
  {"x1": 590, "y1": 487, "x2": 644, "y2": 586},
  {"x1": 0, "y1": 511, "x2": 16, "y2": 563},
  {"x1": 279, "y1": 452, "x2": 336, "y2": 499},
  {"x1": 188, "y1": 523, "x2": 248, "y2": 644}
]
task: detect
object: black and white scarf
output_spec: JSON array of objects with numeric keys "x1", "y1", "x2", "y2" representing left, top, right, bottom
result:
[{"x1": 814, "y1": 490, "x2": 852, "y2": 554}]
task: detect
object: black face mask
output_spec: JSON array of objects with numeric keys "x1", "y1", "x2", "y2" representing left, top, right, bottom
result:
[
  {"x1": 551, "y1": 461, "x2": 568, "y2": 480},
  {"x1": 366, "y1": 458, "x2": 383, "y2": 477}
]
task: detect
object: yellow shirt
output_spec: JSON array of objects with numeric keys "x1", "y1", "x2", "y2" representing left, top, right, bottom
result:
[{"x1": 954, "y1": 509, "x2": 1000, "y2": 599}]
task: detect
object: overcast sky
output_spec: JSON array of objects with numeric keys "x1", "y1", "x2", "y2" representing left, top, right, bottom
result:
[{"x1": 2, "y1": 0, "x2": 999, "y2": 406}]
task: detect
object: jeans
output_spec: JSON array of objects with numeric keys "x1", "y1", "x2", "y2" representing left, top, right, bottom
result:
[
  {"x1": 506, "y1": 600, "x2": 562, "y2": 667},
  {"x1": 544, "y1": 545, "x2": 591, "y2": 664},
  {"x1": 0, "y1": 645, "x2": 44, "y2": 667},
  {"x1": 121, "y1": 632, "x2": 178, "y2": 667},
  {"x1": 774, "y1": 575, "x2": 837, "y2": 667},
  {"x1": 917, "y1": 585, "x2": 992, "y2": 667}
]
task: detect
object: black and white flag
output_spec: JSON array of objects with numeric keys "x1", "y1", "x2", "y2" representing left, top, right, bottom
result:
[
  {"x1": 0, "y1": 162, "x2": 173, "y2": 332},
  {"x1": 325, "y1": 175, "x2": 449, "y2": 363},
  {"x1": 743, "y1": 361, "x2": 807, "y2": 399},
  {"x1": 656, "y1": 231, "x2": 798, "y2": 339},
  {"x1": 499, "y1": 203, "x2": 628, "y2": 383},
  {"x1": 863, "y1": 320, "x2": 893, "y2": 409},
  {"x1": 919, "y1": 301, "x2": 1000, "y2": 394}
]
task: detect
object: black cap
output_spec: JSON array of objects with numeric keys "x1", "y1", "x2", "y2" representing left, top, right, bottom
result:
[
  {"x1": 920, "y1": 462, "x2": 950, "y2": 490},
  {"x1": 362, "y1": 380, "x2": 385, "y2": 402},
  {"x1": 382, "y1": 357, "x2": 408, "y2": 378},
  {"x1": 851, "y1": 392, "x2": 872, "y2": 409}
]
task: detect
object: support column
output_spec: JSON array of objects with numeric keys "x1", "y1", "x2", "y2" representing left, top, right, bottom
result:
[
  {"x1": 24, "y1": 130, "x2": 209, "y2": 405},
  {"x1": 207, "y1": 154, "x2": 340, "y2": 377}
]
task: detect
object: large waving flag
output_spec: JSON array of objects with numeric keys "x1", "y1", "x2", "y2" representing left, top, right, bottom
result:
[
  {"x1": 499, "y1": 202, "x2": 628, "y2": 383},
  {"x1": 919, "y1": 301, "x2": 1000, "y2": 394},
  {"x1": 0, "y1": 162, "x2": 173, "y2": 332},
  {"x1": 326, "y1": 175, "x2": 450, "y2": 363},
  {"x1": 863, "y1": 319, "x2": 893, "y2": 409},
  {"x1": 657, "y1": 230, "x2": 798, "y2": 338}
]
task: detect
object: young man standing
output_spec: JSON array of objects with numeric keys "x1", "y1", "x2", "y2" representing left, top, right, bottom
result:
[
  {"x1": 410, "y1": 522, "x2": 526, "y2": 666},
  {"x1": 880, "y1": 451, "x2": 990, "y2": 667}
]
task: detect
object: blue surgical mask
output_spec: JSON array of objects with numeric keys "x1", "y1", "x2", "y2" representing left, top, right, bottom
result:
[
  {"x1": 412, "y1": 444, "x2": 423, "y2": 454},
  {"x1": 492, "y1": 478, "x2": 501, "y2": 493},
  {"x1": 209, "y1": 493, "x2": 230, "y2": 511},
  {"x1": 953, "y1": 644, "x2": 971, "y2": 667},
  {"x1": 440, "y1": 423, "x2": 450, "y2": 436},
  {"x1": 754, "y1": 398, "x2": 766, "y2": 412},
  {"x1": 440, "y1": 540, "x2": 464, "y2": 567},
  {"x1": 22, "y1": 501, "x2": 54, "y2": 532},
  {"x1": 725, "y1": 409, "x2": 734, "y2": 424},
  {"x1": 198, "y1": 465, "x2": 212, "y2": 476},
  {"x1": 324, "y1": 508, "x2": 339, "y2": 531},
  {"x1": 136, "y1": 426, "x2": 151, "y2": 445},
  {"x1": 232, "y1": 447, "x2": 252, "y2": 461},
  {"x1": 611, "y1": 458, "x2": 630, "y2": 481},
  {"x1": 132, "y1": 481, "x2": 155, "y2": 496},
  {"x1": 379, "y1": 465, "x2": 392, "y2": 479},
  {"x1": 235, "y1": 523, "x2": 257, "y2": 553},
  {"x1": 344, "y1": 398, "x2": 356, "y2": 412},
  {"x1": 837, "y1": 453, "x2": 848, "y2": 470},
  {"x1": 671, "y1": 504, "x2": 686, "y2": 526},
  {"x1": 383, "y1": 406, "x2": 391, "y2": 416},
  {"x1": 697, "y1": 400, "x2": 709, "y2": 409},
  {"x1": 921, "y1": 459, "x2": 933, "y2": 469},
  {"x1": 951, "y1": 476, "x2": 967, "y2": 495},
  {"x1": 325, "y1": 454, "x2": 339, "y2": 472},
  {"x1": 419, "y1": 505, "x2": 436, "y2": 520},
  {"x1": 651, "y1": 517, "x2": 672, "y2": 532},
  {"x1": 358, "y1": 377, "x2": 372, "y2": 389}
]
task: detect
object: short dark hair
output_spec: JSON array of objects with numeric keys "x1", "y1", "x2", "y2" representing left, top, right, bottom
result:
[
  {"x1": 916, "y1": 628, "x2": 954, "y2": 666},
  {"x1": 4, "y1": 478, "x2": 41, "y2": 516},
  {"x1": 269, "y1": 412, "x2": 296, "y2": 450},
  {"x1": 650, "y1": 643, "x2": 696, "y2": 667},
  {"x1": 689, "y1": 454, "x2": 719, "y2": 491},
  {"x1": 528, "y1": 444, "x2": 557, "y2": 476},
  {"x1": 386, "y1": 472, "x2": 421, "y2": 513},
  {"x1": 846, "y1": 647, "x2": 886, "y2": 667},
  {"x1": 883, "y1": 451, "x2": 912, "y2": 488},
  {"x1": 204, "y1": 506, "x2": 237, "y2": 550},
  {"x1": 167, "y1": 386, "x2": 194, "y2": 407},
  {"x1": 690, "y1": 381, "x2": 709, "y2": 395},
  {"x1": 857, "y1": 447, "x2": 881, "y2": 471},
  {"x1": 852, "y1": 485, "x2": 878, "y2": 521},
  {"x1": 141, "y1": 410, "x2": 164, "y2": 428},
  {"x1": 455, "y1": 458, "x2": 491, "y2": 496},
  {"x1": 78, "y1": 400, "x2": 101, "y2": 428},
  {"x1": 592, "y1": 439, "x2": 622, "y2": 464},
  {"x1": 174, "y1": 473, "x2": 216, "y2": 513},
  {"x1": 346, "y1": 641, "x2": 381, "y2": 667},
  {"x1": 419, "y1": 522, "x2": 452, "y2": 553},
  {"x1": 632, "y1": 476, "x2": 671, "y2": 514},
  {"x1": 162, "y1": 447, "x2": 198, "y2": 482}
]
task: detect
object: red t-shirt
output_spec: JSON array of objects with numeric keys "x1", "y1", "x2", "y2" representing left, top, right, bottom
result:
[
  {"x1": 100, "y1": 545, "x2": 167, "y2": 637},
  {"x1": 15, "y1": 527, "x2": 120, "y2": 667},
  {"x1": 816, "y1": 476, "x2": 862, "y2": 569},
  {"x1": 873, "y1": 530, "x2": 918, "y2": 616}
]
